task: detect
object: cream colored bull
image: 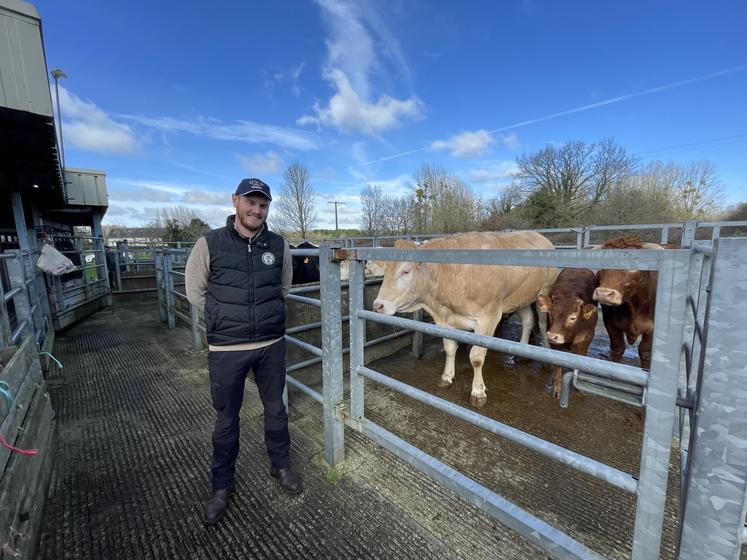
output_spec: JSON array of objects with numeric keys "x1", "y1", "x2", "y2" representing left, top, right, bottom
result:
[{"x1": 372, "y1": 231, "x2": 557, "y2": 407}]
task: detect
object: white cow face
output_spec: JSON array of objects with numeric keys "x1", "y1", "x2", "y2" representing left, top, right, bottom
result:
[{"x1": 372, "y1": 240, "x2": 423, "y2": 315}]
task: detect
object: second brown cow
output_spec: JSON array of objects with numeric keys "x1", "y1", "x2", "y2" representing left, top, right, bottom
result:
[
  {"x1": 537, "y1": 268, "x2": 599, "y2": 398},
  {"x1": 593, "y1": 235, "x2": 664, "y2": 370}
]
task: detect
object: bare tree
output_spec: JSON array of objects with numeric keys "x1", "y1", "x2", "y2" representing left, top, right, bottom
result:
[
  {"x1": 516, "y1": 138, "x2": 636, "y2": 226},
  {"x1": 274, "y1": 162, "x2": 318, "y2": 238},
  {"x1": 414, "y1": 164, "x2": 483, "y2": 233},
  {"x1": 149, "y1": 205, "x2": 210, "y2": 242},
  {"x1": 676, "y1": 160, "x2": 723, "y2": 219},
  {"x1": 360, "y1": 184, "x2": 386, "y2": 235},
  {"x1": 381, "y1": 196, "x2": 417, "y2": 235}
]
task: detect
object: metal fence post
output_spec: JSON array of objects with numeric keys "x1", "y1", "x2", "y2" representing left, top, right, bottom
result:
[
  {"x1": 631, "y1": 249, "x2": 690, "y2": 559},
  {"x1": 678, "y1": 238, "x2": 747, "y2": 559},
  {"x1": 113, "y1": 249, "x2": 122, "y2": 292},
  {"x1": 6, "y1": 251, "x2": 34, "y2": 343},
  {"x1": 412, "y1": 309, "x2": 424, "y2": 358},
  {"x1": 154, "y1": 250, "x2": 166, "y2": 322},
  {"x1": 164, "y1": 252, "x2": 175, "y2": 328},
  {"x1": 660, "y1": 225, "x2": 669, "y2": 245},
  {"x1": 0, "y1": 258, "x2": 14, "y2": 346},
  {"x1": 348, "y1": 258, "x2": 365, "y2": 421},
  {"x1": 319, "y1": 245, "x2": 345, "y2": 467},
  {"x1": 681, "y1": 220, "x2": 697, "y2": 248}
]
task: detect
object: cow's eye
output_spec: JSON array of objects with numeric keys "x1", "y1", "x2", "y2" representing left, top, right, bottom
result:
[
  {"x1": 401, "y1": 269, "x2": 410, "y2": 276},
  {"x1": 568, "y1": 314, "x2": 577, "y2": 321}
]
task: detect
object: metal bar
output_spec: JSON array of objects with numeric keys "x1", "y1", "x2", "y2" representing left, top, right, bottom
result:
[
  {"x1": 357, "y1": 365, "x2": 637, "y2": 494},
  {"x1": 347, "y1": 247, "x2": 668, "y2": 271},
  {"x1": 10, "y1": 319, "x2": 29, "y2": 344},
  {"x1": 352, "y1": 418, "x2": 605, "y2": 560},
  {"x1": 678, "y1": 238, "x2": 747, "y2": 559},
  {"x1": 319, "y1": 245, "x2": 345, "y2": 467},
  {"x1": 170, "y1": 290, "x2": 189, "y2": 301},
  {"x1": 286, "y1": 317, "x2": 350, "y2": 335},
  {"x1": 171, "y1": 270, "x2": 186, "y2": 277},
  {"x1": 154, "y1": 251, "x2": 166, "y2": 322},
  {"x1": 285, "y1": 334, "x2": 323, "y2": 357},
  {"x1": 3, "y1": 287, "x2": 21, "y2": 302},
  {"x1": 358, "y1": 309, "x2": 648, "y2": 386},
  {"x1": 287, "y1": 356, "x2": 323, "y2": 372},
  {"x1": 412, "y1": 309, "x2": 424, "y2": 358},
  {"x1": 631, "y1": 250, "x2": 690, "y2": 559},
  {"x1": 287, "y1": 294, "x2": 321, "y2": 307},
  {"x1": 349, "y1": 259, "x2": 365, "y2": 421},
  {"x1": 286, "y1": 374, "x2": 323, "y2": 404},
  {"x1": 165, "y1": 253, "x2": 176, "y2": 328}
]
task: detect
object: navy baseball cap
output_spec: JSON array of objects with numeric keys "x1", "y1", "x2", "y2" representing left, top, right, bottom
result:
[{"x1": 234, "y1": 178, "x2": 272, "y2": 200}]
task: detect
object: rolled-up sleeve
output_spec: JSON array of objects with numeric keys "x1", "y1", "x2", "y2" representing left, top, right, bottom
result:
[{"x1": 185, "y1": 237, "x2": 210, "y2": 309}]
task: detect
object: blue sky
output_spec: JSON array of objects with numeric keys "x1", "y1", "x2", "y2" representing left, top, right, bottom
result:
[{"x1": 35, "y1": 0, "x2": 747, "y2": 228}]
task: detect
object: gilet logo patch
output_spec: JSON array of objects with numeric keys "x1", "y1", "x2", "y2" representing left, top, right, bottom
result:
[{"x1": 261, "y1": 252, "x2": 276, "y2": 265}]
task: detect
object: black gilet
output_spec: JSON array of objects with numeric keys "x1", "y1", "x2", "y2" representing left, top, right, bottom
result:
[{"x1": 204, "y1": 217, "x2": 286, "y2": 346}]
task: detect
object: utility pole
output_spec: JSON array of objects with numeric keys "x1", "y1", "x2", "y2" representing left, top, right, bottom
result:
[
  {"x1": 50, "y1": 68, "x2": 68, "y2": 170},
  {"x1": 328, "y1": 201, "x2": 345, "y2": 233}
]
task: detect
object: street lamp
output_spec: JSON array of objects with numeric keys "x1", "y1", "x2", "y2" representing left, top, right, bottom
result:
[
  {"x1": 328, "y1": 201, "x2": 345, "y2": 233},
  {"x1": 50, "y1": 68, "x2": 68, "y2": 170}
]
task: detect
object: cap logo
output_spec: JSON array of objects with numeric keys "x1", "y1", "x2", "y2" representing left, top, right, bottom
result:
[{"x1": 261, "y1": 252, "x2": 276, "y2": 265}]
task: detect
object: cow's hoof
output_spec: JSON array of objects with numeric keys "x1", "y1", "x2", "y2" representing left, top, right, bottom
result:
[
  {"x1": 470, "y1": 395, "x2": 487, "y2": 408},
  {"x1": 437, "y1": 379, "x2": 453, "y2": 388}
]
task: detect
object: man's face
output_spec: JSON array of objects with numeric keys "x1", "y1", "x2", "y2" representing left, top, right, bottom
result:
[{"x1": 232, "y1": 193, "x2": 270, "y2": 233}]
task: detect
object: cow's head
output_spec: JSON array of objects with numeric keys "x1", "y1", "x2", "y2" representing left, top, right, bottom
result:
[
  {"x1": 537, "y1": 294, "x2": 597, "y2": 345},
  {"x1": 372, "y1": 239, "x2": 425, "y2": 315},
  {"x1": 593, "y1": 269, "x2": 645, "y2": 306}
]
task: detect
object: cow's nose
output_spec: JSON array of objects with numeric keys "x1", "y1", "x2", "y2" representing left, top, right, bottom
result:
[
  {"x1": 547, "y1": 332, "x2": 564, "y2": 344},
  {"x1": 373, "y1": 300, "x2": 384, "y2": 313}
]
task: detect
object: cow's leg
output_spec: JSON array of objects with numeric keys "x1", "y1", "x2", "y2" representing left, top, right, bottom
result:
[
  {"x1": 638, "y1": 332, "x2": 653, "y2": 370},
  {"x1": 468, "y1": 317, "x2": 502, "y2": 408},
  {"x1": 438, "y1": 337, "x2": 459, "y2": 388},
  {"x1": 537, "y1": 306, "x2": 550, "y2": 348},
  {"x1": 517, "y1": 305, "x2": 534, "y2": 344},
  {"x1": 551, "y1": 364, "x2": 563, "y2": 399}
]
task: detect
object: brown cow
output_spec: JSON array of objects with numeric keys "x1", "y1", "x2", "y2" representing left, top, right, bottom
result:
[
  {"x1": 537, "y1": 268, "x2": 599, "y2": 398},
  {"x1": 593, "y1": 235, "x2": 663, "y2": 369},
  {"x1": 372, "y1": 231, "x2": 557, "y2": 407}
]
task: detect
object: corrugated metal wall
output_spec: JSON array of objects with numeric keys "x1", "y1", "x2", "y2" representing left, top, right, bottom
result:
[{"x1": 0, "y1": 0, "x2": 53, "y2": 117}]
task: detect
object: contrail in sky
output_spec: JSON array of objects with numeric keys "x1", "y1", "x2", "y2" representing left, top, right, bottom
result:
[{"x1": 359, "y1": 64, "x2": 747, "y2": 167}]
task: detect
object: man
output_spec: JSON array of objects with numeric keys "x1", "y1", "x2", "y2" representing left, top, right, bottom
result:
[{"x1": 185, "y1": 178, "x2": 301, "y2": 527}]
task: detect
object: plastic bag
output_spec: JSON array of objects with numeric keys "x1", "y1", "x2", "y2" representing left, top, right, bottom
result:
[{"x1": 36, "y1": 243, "x2": 77, "y2": 276}]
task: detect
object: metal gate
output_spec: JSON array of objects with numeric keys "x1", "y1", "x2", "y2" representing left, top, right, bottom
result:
[{"x1": 325, "y1": 236, "x2": 747, "y2": 559}]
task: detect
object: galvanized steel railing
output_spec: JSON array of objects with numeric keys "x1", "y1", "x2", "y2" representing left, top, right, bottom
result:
[
  {"x1": 325, "y1": 219, "x2": 747, "y2": 249},
  {"x1": 0, "y1": 250, "x2": 49, "y2": 348}
]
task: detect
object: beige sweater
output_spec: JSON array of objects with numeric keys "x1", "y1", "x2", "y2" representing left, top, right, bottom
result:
[{"x1": 185, "y1": 233, "x2": 293, "y2": 351}]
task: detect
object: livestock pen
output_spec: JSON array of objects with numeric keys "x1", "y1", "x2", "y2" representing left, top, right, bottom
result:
[{"x1": 2, "y1": 220, "x2": 747, "y2": 559}]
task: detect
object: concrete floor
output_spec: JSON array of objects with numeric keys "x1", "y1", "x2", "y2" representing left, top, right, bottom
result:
[{"x1": 37, "y1": 301, "x2": 686, "y2": 559}]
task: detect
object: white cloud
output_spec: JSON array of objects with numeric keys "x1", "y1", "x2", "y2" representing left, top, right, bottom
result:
[
  {"x1": 238, "y1": 151, "x2": 284, "y2": 174},
  {"x1": 468, "y1": 161, "x2": 520, "y2": 183},
  {"x1": 298, "y1": 68, "x2": 423, "y2": 135},
  {"x1": 181, "y1": 190, "x2": 228, "y2": 205},
  {"x1": 299, "y1": 0, "x2": 423, "y2": 135},
  {"x1": 119, "y1": 114, "x2": 319, "y2": 151},
  {"x1": 57, "y1": 87, "x2": 139, "y2": 154},
  {"x1": 500, "y1": 131, "x2": 520, "y2": 151},
  {"x1": 431, "y1": 130, "x2": 495, "y2": 159}
]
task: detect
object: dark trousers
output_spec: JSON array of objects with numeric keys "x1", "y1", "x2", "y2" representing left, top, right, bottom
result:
[{"x1": 208, "y1": 338, "x2": 290, "y2": 491}]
